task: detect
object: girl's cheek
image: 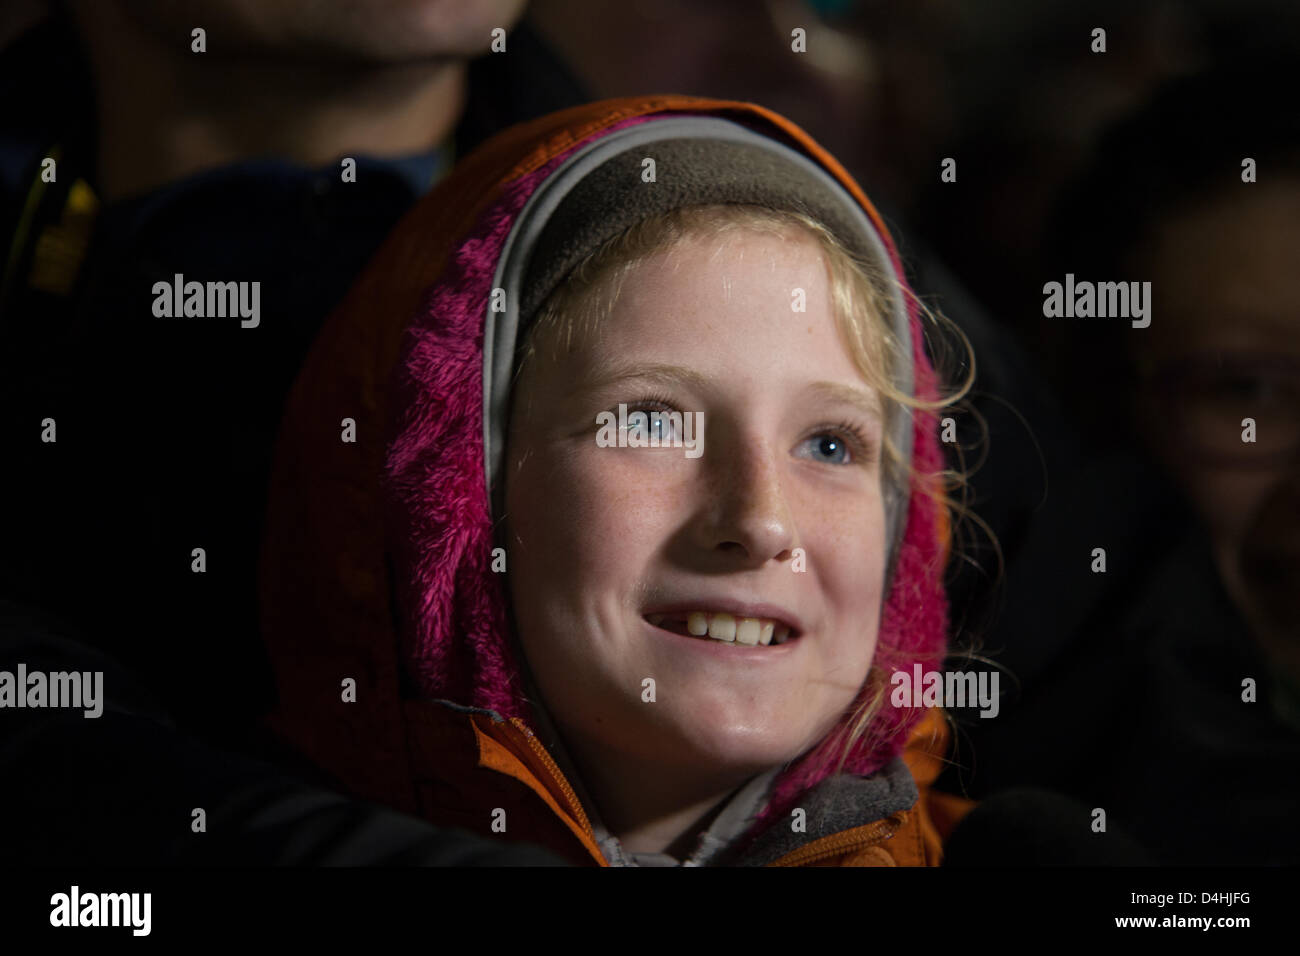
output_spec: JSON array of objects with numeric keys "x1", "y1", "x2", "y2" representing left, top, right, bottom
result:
[
  {"x1": 796, "y1": 481, "x2": 885, "y2": 553},
  {"x1": 571, "y1": 445, "x2": 692, "y2": 510},
  {"x1": 811, "y1": 506, "x2": 888, "y2": 608}
]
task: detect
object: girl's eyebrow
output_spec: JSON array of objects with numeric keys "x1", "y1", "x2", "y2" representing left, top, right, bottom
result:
[
  {"x1": 568, "y1": 363, "x2": 884, "y2": 421},
  {"x1": 803, "y1": 381, "x2": 885, "y2": 424},
  {"x1": 565, "y1": 361, "x2": 713, "y2": 398}
]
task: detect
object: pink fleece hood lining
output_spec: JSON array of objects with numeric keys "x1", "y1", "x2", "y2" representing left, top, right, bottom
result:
[{"x1": 385, "y1": 110, "x2": 949, "y2": 844}]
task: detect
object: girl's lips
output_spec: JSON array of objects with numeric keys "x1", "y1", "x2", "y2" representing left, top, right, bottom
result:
[
  {"x1": 641, "y1": 600, "x2": 805, "y2": 638},
  {"x1": 644, "y1": 611, "x2": 797, "y2": 645},
  {"x1": 641, "y1": 615, "x2": 803, "y2": 657}
]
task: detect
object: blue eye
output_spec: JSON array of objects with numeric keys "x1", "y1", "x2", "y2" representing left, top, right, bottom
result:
[
  {"x1": 623, "y1": 405, "x2": 683, "y2": 443},
  {"x1": 650, "y1": 411, "x2": 679, "y2": 442},
  {"x1": 798, "y1": 432, "x2": 851, "y2": 465},
  {"x1": 796, "y1": 421, "x2": 875, "y2": 466}
]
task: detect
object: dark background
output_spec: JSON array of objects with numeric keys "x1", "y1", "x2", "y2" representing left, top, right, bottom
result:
[{"x1": 2, "y1": 0, "x2": 1297, "y2": 866}]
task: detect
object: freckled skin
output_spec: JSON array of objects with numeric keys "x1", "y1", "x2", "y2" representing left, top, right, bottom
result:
[{"x1": 503, "y1": 230, "x2": 887, "y2": 802}]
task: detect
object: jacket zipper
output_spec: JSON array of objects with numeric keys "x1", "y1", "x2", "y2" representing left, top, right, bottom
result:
[
  {"x1": 506, "y1": 718, "x2": 597, "y2": 840},
  {"x1": 767, "y1": 812, "x2": 908, "y2": 867}
]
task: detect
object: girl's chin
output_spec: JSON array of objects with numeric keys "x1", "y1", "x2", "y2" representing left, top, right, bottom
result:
[{"x1": 629, "y1": 714, "x2": 814, "y2": 774}]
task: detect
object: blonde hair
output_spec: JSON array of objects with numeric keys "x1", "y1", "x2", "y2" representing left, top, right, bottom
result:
[{"x1": 515, "y1": 203, "x2": 976, "y2": 773}]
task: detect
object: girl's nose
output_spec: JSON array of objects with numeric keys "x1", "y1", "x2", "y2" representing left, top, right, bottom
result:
[{"x1": 694, "y1": 432, "x2": 797, "y2": 566}]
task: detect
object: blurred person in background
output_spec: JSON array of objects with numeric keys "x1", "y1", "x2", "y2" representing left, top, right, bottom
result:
[
  {"x1": 0, "y1": 0, "x2": 585, "y2": 864},
  {"x1": 945, "y1": 53, "x2": 1300, "y2": 864}
]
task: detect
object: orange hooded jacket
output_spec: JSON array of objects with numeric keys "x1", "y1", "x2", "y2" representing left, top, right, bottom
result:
[{"x1": 258, "y1": 95, "x2": 975, "y2": 866}]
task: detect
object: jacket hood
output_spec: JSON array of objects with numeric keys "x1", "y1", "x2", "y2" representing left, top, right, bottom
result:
[{"x1": 260, "y1": 95, "x2": 951, "y2": 853}]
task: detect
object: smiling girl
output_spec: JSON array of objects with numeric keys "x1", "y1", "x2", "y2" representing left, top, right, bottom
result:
[
  {"x1": 503, "y1": 202, "x2": 929, "y2": 864},
  {"x1": 262, "y1": 96, "x2": 974, "y2": 866}
]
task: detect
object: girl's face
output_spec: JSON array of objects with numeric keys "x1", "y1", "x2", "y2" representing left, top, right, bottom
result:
[{"x1": 504, "y1": 229, "x2": 887, "y2": 785}]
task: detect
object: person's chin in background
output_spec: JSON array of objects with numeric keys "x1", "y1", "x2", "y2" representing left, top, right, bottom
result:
[{"x1": 72, "y1": 0, "x2": 528, "y2": 63}]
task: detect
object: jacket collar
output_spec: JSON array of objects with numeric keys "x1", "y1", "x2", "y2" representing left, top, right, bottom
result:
[
  {"x1": 439, "y1": 698, "x2": 924, "y2": 867},
  {"x1": 724, "y1": 758, "x2": 918, "y2": 866}
]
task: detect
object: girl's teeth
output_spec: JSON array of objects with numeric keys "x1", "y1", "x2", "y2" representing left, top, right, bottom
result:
[
  {"x1": 664, "y1": 612, "x2": 793, "y2": 645},
  {"x1": 708, "y1": 613, "x2": 737, "y2": 642},
  {"x1": 735, "y1": 618, "x2": 760, "y2": 645}
]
